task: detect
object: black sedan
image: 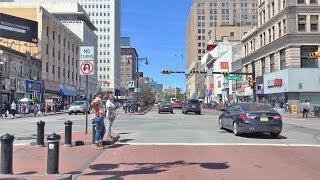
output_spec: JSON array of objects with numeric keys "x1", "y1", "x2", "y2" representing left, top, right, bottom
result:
[
  {"x1": 158, "y1": 102, "x2": 174, "y2": 114},
  {"x1": 219, "y1": 103, "x2": 282, "y2": 137},
  {"x1": 182, "y1": 99, "x2": 201, "y2": 115}
]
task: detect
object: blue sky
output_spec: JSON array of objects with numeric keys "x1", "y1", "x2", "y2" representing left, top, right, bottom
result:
[{"x1": 121, "y1": 0, "x2": 193, "y2": 91}]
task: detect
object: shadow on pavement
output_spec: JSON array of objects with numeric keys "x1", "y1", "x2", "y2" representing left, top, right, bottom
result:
[
  {"x1": 84, "y1": 161, "x2": 229, "y2": 179},
  {"x1": 16, "y1": 171, "x2": 37, "y2": 175},
  {"x1": 118, "y1": 139, "x2": 134, "y2": 143},
  {"x1": 241, "y1": 133, "x2": 287, "y2": 139},
  {"x1": 118, "y1": 132, "x2": 135, "y2": 135},
  {"x1": 107, "y1": 144, "x2": 127, "y2": 149}
]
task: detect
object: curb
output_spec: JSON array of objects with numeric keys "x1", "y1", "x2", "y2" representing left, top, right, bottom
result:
[
  {"x1": 29, "y1": 134, "x2": 120, "y2": 147},
  {"x1": 0, "y1": 111, "x2": 67, "y2": 120}
]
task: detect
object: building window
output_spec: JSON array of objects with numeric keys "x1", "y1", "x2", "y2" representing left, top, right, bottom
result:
[
  {"x1": 270, "y1": 54, "x2": 275, "y2": 72},
  {"x1": 58, "y1": 67, "x2": 60, "y2": 77},
  {"x1": 52, "y1": 65, "x2": 55, "y2": 74},
  {"x1": 283, "y1": 19, "x2": 286, "y2": 34},
  {"x1": 46, "y1": 44, "x2": 49, "y2": 54},
  {"x1": 310, "y1": 15, "x2": 319, "y2": 32},
  {"x1": 301, "y1": 45, "x2": 318, "y2": 68},
  {"x1": 272, "y1": 26, "x2": 275, "y2": 40},
  {"x1": 268, "y1": 29, "x2": 271, "y2": 43},
  {"x1": 63, "y1": 38, "x2": 66, "y2": 47},
  {"x1": 298, "y1": 15, "x2": 306, "y2": 31},
  {"x1": 298, "y1": 0, "x2": 305, "y2": 3},
  {"x1": 58, "y1": 51, "x2": 60, "y2": 60},
  {"x1": 46, "y1": 26, "x2": 49, "y2": 37},
  {"x1": 230, "y1": 32, "x2": 235, "y2": 37},
  {"x1": 46, "y1": 63, "x2": 49, "y2": 72},
  {"x1": 53, "y1": 31, "x2": 55, "y2": 40},
  {"x1": 278, "y1": 21, "x2": 282, "y2": 37},
  {"x1": 58, "y1": 35, "x2": 61, "y2": 44},
  {"x1": 52, "y1": 47, "x2": 55, "y2": 57},
  {"x1": 280, "y1": 49, "x2": 286, "y2": 70},
  {"x1": 310, "y1": 0, "x2": 318, "y2": 4}
]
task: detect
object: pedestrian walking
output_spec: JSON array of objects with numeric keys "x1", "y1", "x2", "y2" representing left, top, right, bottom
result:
[
  {"x1": 105, "y1": 92, "x2": 117, "y2": 140},
  {"x1": 4, "y1": 102, "x2": 10, "y2": 117},
  {"x1": 11, "y1": 101, "x2": 16, "y2": 118},
  {"x1": 302, "y1": 100, "x2": 311, "y2": 118},
  {"x1": 22, "y1": 103, "x2": 27, "y2": 117}
]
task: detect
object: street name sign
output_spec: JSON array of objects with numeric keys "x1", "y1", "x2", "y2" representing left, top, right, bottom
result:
[
  {"x1": 226, "y1": 75, "x2": 242, "y2": 81},
  {"x1": 80, "y1": 46, "x2": 94, "y2": 61}
]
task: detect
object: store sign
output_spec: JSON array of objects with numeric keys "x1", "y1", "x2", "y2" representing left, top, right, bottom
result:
[
  {"x1": 0, "y1": 13, "x2": 38, "y2": 43},
  {"x1": 26, "y1": 80, "x2": 42, "y2": 93},
  {"x1": 267, "y1": 78, "x2": 283, "y2": 88}
]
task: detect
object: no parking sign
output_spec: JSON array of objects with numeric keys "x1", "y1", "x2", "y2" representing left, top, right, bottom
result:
[{"x1": 80, "y1": 61, "x2": 94, "y2": 75}]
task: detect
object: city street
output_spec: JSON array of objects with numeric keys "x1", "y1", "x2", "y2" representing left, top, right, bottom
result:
[
  {"x1": 2, "y1": 108, "x2": 320, "y2": 146},
  {"x1": 1, "y1": 109, "x2": 320, "y2": 179}
]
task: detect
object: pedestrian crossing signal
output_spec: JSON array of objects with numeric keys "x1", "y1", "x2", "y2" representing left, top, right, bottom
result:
[
  {"x1": 307, "y1": 51, "x2": 320, "y2": 58},
  {"x1": 161, "y1": 70, "x2": 172, "y2": 74}
]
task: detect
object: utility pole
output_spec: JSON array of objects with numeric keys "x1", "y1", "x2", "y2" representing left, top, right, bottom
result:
[{"x1": 135, "y1": 57, "x2": 148, "y2": 112}]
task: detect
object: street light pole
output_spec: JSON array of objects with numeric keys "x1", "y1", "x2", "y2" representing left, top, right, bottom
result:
[{"x1": 135, "y1": 57, "x2": 148, "y2": 112}]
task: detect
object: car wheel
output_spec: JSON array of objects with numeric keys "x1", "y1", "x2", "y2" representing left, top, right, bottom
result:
[
  {"x1": 171, "y1": 111, "x2": 174, "y2": 114},
  {"x1": 270, "y1": 132, "x2": 280, "y2": 138},
  {"x1": 218, "y1": 118, "x2": 223, "y2": 129},
  {"x1": 69, "y1": 112, "x2": 72, "y2": 115},
  {"x1": 233, "y1": 122, "x2": 240, "y2": 136},
  {"x1": 158, "y1": 111, "x2": 161, "y2": 114},
  {"x1": 75, "y1": 112, "x2": 78, "y2": 115},
  {"x1": 197, "y1": 112, "x2": 201, "y2": 115}
]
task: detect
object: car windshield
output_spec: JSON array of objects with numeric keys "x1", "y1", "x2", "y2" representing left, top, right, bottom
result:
[
  {"x1": 71, "y1": 101, "x2": 85, "y2": 106},
  {"x1": 188, "y1": 99, "x2": 200, "y2": 104},
  {"x1": 240, "y1": 103, "x2": 275, "y2": 112}
]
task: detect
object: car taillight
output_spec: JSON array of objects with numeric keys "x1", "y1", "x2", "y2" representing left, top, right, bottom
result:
[
  {"x1": 240, "y1": 114, "x2": 251, "y2": 121},
  {"x1": 273, "y1": 115, "x2": 282, "y2": 120}
]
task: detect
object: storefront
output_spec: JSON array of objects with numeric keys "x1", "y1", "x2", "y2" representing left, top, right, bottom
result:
[
  {"x1": 43, "y1": 81, "x2": 61, "y2": 112},
  {"x1": 25, "y1": 80, "x2": 43, "y2": 102},
  {"x1": 60, "y1": 85, "x2": 77, "y2": 104},
  {"x1": 263, "y1": 68, "x2": 320, "y2": 111}
]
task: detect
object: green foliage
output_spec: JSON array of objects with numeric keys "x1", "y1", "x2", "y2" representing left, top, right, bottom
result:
[{"x1": 133, "y1": 83, "x2": 156, "y2": 106}]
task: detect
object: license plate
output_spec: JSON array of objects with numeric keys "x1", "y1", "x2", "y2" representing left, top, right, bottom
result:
[{"x1": 260, "y1": 117, "x2": 269, "y2": 122}]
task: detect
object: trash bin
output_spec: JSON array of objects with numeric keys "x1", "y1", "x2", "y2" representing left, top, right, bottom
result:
[{"x1": 314, "y1": 106, "x2": 320, "y2": 117}]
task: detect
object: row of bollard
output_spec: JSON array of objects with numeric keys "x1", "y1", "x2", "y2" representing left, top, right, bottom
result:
[{"x1": 0, "y1": 119, "x2": 95, "y2": 175}]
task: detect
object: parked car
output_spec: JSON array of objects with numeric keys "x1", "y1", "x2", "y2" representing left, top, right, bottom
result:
[
  {"x1": 182, "y1": 99, "x2": 201, "y2": 115},
  {"x1": 172, "y1": 101, "x2": 183, "y2": 109},
  {"x1": 158, "y1": 102, "x2": 174, "y2": 114},
  {"x1": 68, "y1": 101, "x2": 89, "y2": 115},
  {"x1": 218, "y1": 103, "x2": 282, "y2": 137}
]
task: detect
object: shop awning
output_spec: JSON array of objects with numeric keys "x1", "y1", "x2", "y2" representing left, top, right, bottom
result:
[{"x1": 60, "y1": 86, "x2": 77, "y2": 97}]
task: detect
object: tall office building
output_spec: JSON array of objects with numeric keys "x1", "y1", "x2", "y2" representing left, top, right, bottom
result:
[
  {"x1": 186, "y1": 0, "x2": 257, "y2": 98},
  {"x1": 2, "y1": 0, "x2": 122, "y2": 94}
]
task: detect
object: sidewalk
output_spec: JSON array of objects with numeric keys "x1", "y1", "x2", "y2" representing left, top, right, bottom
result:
[
  {"x1": 0, "y1": 111, "x2": 67, "y2": 120},
  {"x1": 1, "y1": 144, "x2": 320, "y2": 180},
  {"x1": 281, "y1": 113, "x2": 320, "y2": 120}
]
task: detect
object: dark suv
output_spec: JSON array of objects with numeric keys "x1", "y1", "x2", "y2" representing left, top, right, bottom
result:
[{"x1": 182, "y1": 99, "x2": 201, "y2": 115}]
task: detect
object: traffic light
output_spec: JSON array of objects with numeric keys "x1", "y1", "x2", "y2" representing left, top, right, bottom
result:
[
  {"x1": 248, "y1": 76, "x2": 254, "y2": 87},
  {"x1": 307, "y1": 51, "x2": 320, "y2": 58},
  {"x1": 161, "y1": 70, "x2": 172, "y2": 74}
]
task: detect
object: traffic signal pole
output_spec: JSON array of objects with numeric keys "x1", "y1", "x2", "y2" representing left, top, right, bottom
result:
[{"x1": 251, "y1": 61, "x2": 257, "y2": 103}]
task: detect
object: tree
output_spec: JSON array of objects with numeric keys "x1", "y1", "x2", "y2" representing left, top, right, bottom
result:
[{"x1": 133, "y1": 83, "x2": 156, "y2": 106}]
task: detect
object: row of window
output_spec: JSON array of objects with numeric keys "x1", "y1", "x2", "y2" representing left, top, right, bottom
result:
[
  {"x1": 46, "y1": 27, "x2": 78, "y2": 53},
  {"x1": 45, "y1": 63, "x2": 79, "y2": 82},
  {"x1": 87, "y1": 12, "x2": 110, "y2": 17},
  {"x1": 99, "y1": 59, "x2": 110, "y2": 64},
  {"x1": 197, "y1": 2, "x2": 256, "y2": 8},
  {"x1": 298, "y1": 15, "x2": 319, "y2": 32},
  {"x1": 298, "y1": 0, "x2": 318, "y2": 4},
  {"x1": 45, "y1": 44, "x2": 78, "y2": 66},
  {"x1": 259, "y1": 0, "x2": 285, "y2": 26},
  {"x1": 82, "y1": 4, "x2": 110, "y2": 9},
  {"x1": 244, "y1": 18, "x2": 286, "y2": 56}
]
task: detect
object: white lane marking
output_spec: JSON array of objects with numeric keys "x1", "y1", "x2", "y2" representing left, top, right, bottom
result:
[{"x1": 121, "y1": 143, "x2": 320, "y2": 147}]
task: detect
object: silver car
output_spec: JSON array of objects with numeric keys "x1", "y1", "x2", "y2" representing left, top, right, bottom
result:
[{"x1": 68, "y1": 101, "x2": 89, "y2": 115}]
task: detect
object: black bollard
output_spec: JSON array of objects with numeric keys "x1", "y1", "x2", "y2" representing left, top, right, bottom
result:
[
  {"x1": 64, "y1": 121, "x2": 73, "y2": 147},
  {"x1": 47, "y1": 133, "x2": 61, "y2": 174},
  {"x1": 92, "y1": 121, "x2": 96, "y2": 145},
  {"x1": 0, "y1": 133, "x2": 15, "y2": 174},
  {"x1": 36, "y1": 120, "x2": 45, "y2": 147}
]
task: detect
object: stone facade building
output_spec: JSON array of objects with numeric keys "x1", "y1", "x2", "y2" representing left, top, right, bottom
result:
[{"x1": 234, "y1": 0, "x2": 320, "y2": 108}]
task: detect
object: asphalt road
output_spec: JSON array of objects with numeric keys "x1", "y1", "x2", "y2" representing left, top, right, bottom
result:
[{"x1": 1, "y1": 108, "x2": 320, "y2": 146}]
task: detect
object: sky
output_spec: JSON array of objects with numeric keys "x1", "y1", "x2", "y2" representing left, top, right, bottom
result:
[{"x1": 121, "y1": 0, "x2": 193, "y2": 92}]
